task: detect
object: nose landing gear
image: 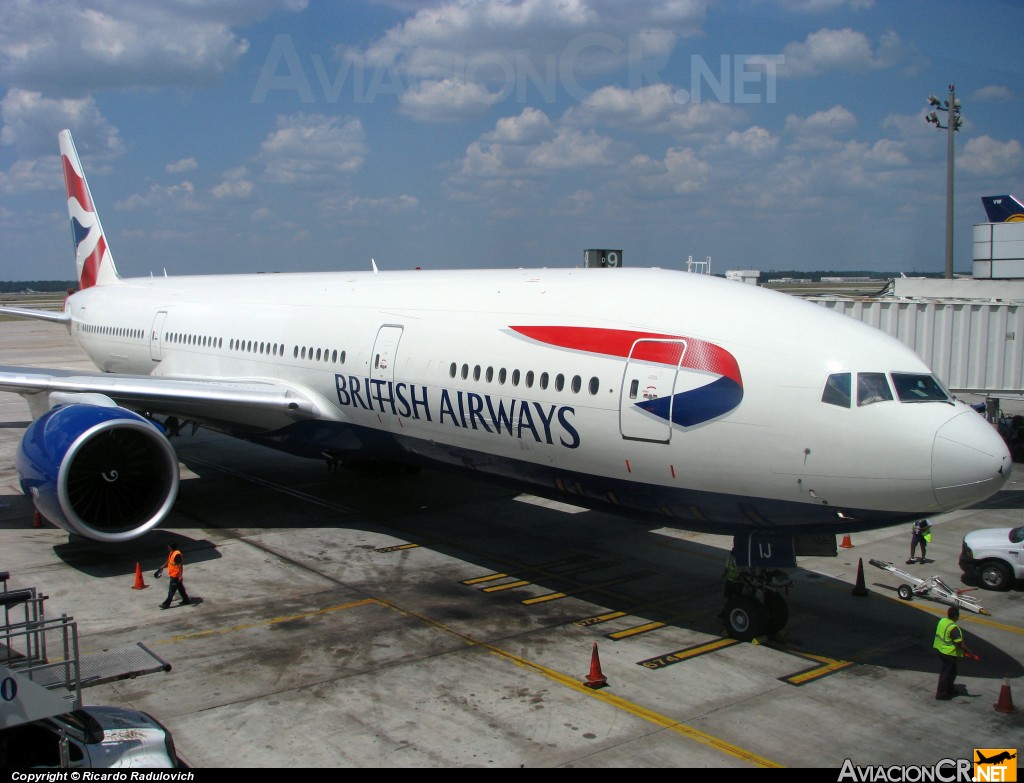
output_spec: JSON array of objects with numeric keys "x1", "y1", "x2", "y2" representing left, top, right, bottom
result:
[{"x1": 722, "y1": 568, "x2": 793, "y2": 641}]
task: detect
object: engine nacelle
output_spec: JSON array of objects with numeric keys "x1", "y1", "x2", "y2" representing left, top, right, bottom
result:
[{"x1": 17, "y1": 404, "x2": 179, "y2": 543}]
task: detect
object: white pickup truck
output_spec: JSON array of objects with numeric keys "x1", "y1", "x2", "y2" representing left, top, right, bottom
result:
[
  {"x1": 1, "y1": 706, "x2": 179, "y2": 768},
  {"x1": 959, "y1": 526, "x2": 1024, "y2": 591}
]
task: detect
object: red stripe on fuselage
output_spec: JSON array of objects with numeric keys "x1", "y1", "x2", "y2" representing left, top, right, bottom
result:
[{"x1": 510, "y1": 325, "x2": 741, "y2": 385}]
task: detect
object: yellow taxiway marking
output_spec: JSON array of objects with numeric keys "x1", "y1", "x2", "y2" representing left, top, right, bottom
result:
[
  {"x1": 155, "y1": 597, "x2": 781, "y2": 766},
  {"x1": 638, "y1": 638, "x2": 740, "y2": 669},
  {"x1": 462, "y1": 573, "x2": 509, "y2": 585},
  {"x1": 487, "y1": 643, "x2": 781, "y2": 767},
  {"x1": 376, "y1": 543, "x2": 420, "y2": 552},
  {"x1": 610, "y1": 621, "x2": 666, "y2": 639},
  {"x1": 782, "y1": 653, "x2": 855, "y2": 685},
  {"x1": 523, "y1": 591, "x2": 566, "y2": 604},
  {"x1": 482, "y1": 579, "x2": 530, "y2": 592}
]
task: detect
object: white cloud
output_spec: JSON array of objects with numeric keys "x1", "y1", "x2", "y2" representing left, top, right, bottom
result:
[
  {"x1": 972, "y1": 85, "x2": 1014, "y2": 103},
  {"x1": 259, "y1": 113, "x2": 367, "y2": 185},
  {"x1": 960, "y1": 136, "x2": 1023, "y2": 177},
  {"x1": 724, "y1": 126, "x2": 779, "y2": 157},
  {"x1": 576, "y1": 84, "x2": 679, "y2": 127},
  {"x1": 752, "y1": 28, "x2": 900, "y2": 78},
  {"x1": 784, "y1": 105, "x2": 856, "y2": 140},
  {"x1": 211, "y1": 179, "x2": 255, "y2": 200},
  {"x1": 327, "y1": 194, "x2": 419, "y2": 217},
  {"x1": 634, "y1": 146, "x2": 711, "y2": 195},
  {"x1": 398, "y1": 78, "x2": 500, "y2": 121},
  {"x1": 485, "y1": 107, "x2": 553, "y2": 144},
  {"x1": 166, "y1": 158, "x2": 198, "y2": 174},
  {"x1": 525, "y1": 127, "x2": 612, "y2": 169},
  {"x1": 863, "y1": 138, "x2": 909, "y2": 168},
  {"x1": 344, "y1": 0, "x2": 706, "y2": 119},
  {"x1": 0, "y1": 0, "x2": 305, "y2": 96},
  {"x1": 115, "y1": 180, "x2": 201, "y2": 211},
  {"x1": 570, "y1": 84, "x2": 744, "y2": 139},
  {"x1": 0, "y1": 88, "x2": 123, "y2": 159},
  {"x1": 0, "y1": 156, "x2": 60, "y2": 194}
]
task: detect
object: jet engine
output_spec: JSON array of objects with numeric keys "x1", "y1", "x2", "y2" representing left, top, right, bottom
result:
[{"x1": 17, "y1": 403, "x2": 179, "y2": 543}]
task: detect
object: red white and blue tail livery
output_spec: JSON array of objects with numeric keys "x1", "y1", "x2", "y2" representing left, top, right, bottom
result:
[{"x1": 60, "y1": 130, "x2": 120, "y2": 289}]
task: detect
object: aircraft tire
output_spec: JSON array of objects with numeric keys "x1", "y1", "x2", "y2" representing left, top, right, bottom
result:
[
  {"x1": 724, "y1": 595, "x2": 767, "y2": 642},
  {"x1": 764, "y1": 590, "x2": 788, "y2": 634}
]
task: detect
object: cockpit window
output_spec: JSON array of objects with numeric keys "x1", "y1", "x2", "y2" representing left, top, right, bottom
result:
[
  {"x1": 822, "y1": 373, "x2": 851, "y2": 408},
  {"x1": 857, "y1": 372, "x2": 893, "y2": 406},
  {"x1": 890, "y1": 373, "x2": 952, "y2": 403}
]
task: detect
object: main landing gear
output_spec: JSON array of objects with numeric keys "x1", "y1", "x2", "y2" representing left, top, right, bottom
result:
[{"x1": 722, "y1": 568, "x2": 793, "y2": 641}]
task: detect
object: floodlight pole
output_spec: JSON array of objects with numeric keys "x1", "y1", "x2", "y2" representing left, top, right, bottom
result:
[
  {"x1": 943, "y1": 85, "x2": 955, "y2": 280},
  {"x1": 926, "y1": 84, "x2": 961, "y2": 280}
]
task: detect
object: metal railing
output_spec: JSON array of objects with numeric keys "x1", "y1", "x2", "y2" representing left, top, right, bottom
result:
[{"x1": 1, "y1": 571, "x2": 81, "y2": 711}]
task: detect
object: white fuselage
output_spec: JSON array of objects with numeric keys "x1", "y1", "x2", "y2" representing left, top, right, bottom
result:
[{"x1": 62, "y1": 266, "x2": 1011, "y2": 534}]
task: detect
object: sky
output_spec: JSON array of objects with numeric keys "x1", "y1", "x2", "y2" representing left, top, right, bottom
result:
[{"x1": 1, "y1": 0, "x2": 1022, "y2": 282}]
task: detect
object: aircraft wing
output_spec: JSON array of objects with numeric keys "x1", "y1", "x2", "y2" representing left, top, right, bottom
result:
[
  {"x1": 0, "y1": 366, "x2": 323, "y2": 431},
  {"x1": 0, "y1": 306, "x2": 71, "y2": 324}
]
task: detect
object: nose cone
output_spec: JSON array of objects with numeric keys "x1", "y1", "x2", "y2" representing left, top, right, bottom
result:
[{"x1": 933, "y1": 410, "x2": 1011, "y2": 509}]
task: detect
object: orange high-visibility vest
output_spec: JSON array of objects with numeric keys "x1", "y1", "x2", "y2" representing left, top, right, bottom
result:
[{"x1": 166, "y1": 549, "x2": 183, "y2": 580}]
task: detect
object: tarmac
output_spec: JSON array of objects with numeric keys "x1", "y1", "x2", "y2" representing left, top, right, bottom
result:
[{"x1": 1, "y1": 319, "x2": 1022, "y2": 769}]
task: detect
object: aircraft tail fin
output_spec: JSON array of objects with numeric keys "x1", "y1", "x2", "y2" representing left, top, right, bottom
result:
[
  {"x1": 59, "y1": 130, "x2": 121, "y2": 288},
  {"x1": 981, "y1": 195, "x2": 1024, "y2": 223}
]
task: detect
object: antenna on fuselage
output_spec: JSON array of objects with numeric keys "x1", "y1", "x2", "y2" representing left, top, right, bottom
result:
[{"x1": 371, "y1": 258, "x2": 378, "y2": 274}]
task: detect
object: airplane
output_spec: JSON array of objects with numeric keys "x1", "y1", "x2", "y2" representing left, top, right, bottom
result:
[
  {"x1": 981, "y1": 195, "x2": 1024, "y2": 223},
  {"x1": 976, "y1": 751, "x2": 1016, "y2": 765},
  {"x1": 0, "y1": 130, "x2": 1013, "y2": 639}
]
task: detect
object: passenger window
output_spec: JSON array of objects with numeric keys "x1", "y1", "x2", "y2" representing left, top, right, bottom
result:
[
  {"x1": 857, "y1": 372, "x2": 893, "y2": 406},
  {"x1": 822, "y1": 373, "x2": 851, "y2": 407}
]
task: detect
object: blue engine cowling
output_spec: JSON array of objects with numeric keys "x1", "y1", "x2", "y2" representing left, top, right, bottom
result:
[{"x1": 17, "y1": 404, "x2": 180, "y2": 543}]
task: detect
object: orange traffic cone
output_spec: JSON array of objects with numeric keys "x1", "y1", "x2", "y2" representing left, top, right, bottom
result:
[
  {"x1": 131, "y1": 562, "x2": 149, "y2": 590},
  {"x1": 584, "y1": 642, "x2": 608, "y2": 689},
  {"x1": 994, "y1": 676, "x2": 1016, "y2": 714},
  {"x1": 852, "y1": 558, "x2": 868, "y2": 597},
  {"x1": 840, "y1": 534, "x2": 853, "y2": 549}
]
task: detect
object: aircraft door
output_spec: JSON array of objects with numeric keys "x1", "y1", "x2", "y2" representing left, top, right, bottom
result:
[
  {"x1": 149, "y1": 311, "x2": 167, "y2": 362},
  {"x1": 619, "y1": 339, "x2": 687, "y2": 443},
  {"x1": 371, "y1": 325, "x2": 404, "y2": 386}
]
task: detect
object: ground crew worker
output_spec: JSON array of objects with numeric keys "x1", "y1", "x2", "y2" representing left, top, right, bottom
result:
[
  {"x1": 908, "y1": 518, "x2": 932, "y2": 564},
  {"x1": 156, "y1": 540, "x2": 191, "y2": 610},
  {"x1": 934, "y1": 606, "x2": 965, "y2": 700}
]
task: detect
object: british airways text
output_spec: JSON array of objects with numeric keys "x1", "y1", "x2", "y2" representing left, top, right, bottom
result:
[{"x1": 335, "y1": 375, "x2": 581, "y2": 448}]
